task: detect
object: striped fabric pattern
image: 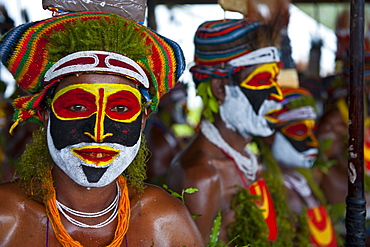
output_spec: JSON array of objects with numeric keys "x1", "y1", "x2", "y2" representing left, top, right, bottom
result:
[
  {"x1": 193, "y1": 19, "x2": 264, "y2": 66},
  {"x1": 190, "y1": 18, "x2": 264, "y2": 85},
  {"x1": 0, "y1": 11, "x2": 185, "y2": 127},
  {"x1": 276, "y1": 87, "x2": 316, "y2": 126}
]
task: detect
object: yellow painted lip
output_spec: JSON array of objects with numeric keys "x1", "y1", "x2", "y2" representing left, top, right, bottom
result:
[{"x1": 71, "y1": 146, "x2": 119, "y2": 165}]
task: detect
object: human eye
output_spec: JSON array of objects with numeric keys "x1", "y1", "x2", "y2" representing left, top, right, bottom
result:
[
  {"x1": 68, "y1": 104, "x2": 89, "y2": 112},
  {"x1": 110, "y1": 105, "x2": 129, "y2": 113}
]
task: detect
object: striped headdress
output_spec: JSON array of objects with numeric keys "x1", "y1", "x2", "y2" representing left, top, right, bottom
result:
[
  {"x1": 0, "y1": 11, "x2": 185, "y2": 130},
  {"x1": 190, "y1": 18, "x2": 278, "y2": 84},
  {"x1": 276, "y1": 87, "x2": 317, "y2": 126}
]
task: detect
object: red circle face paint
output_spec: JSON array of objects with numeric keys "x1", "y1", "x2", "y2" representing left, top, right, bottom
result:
[
  {"x1": 280, "y1": 119, "x2": 318, "y2": 152},
  {"x1": 240, "y1": 63, "x2": 283, "y2": 102}
]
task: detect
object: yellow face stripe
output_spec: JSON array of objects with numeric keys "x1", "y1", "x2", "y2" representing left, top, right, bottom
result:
[
  {"x1": 240, "y1": 63, "x2": 283, "y2": 102},
  {"x1": 52, "y1": 83, "x2": 142, "y2": 122},
  {"x1": 52, "y1": 83, "x2": 142, "y2": 143}
]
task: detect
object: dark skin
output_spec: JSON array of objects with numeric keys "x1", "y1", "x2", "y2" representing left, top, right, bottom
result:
[
  {"x1": 315, "y1": 107, "x2": 348, "y2": 204},
  {"x1": 145, "y1": 87, "x2": 189, "y2": 185},
  {"x1": 166, "y1": 117, "x2": 251, "y2": 244},
  {"x1": 167, "y1": 67, "x2": 265, "y2": 244},
  {"x1": 0, "y1": 74, "x2": 204, "y2": 247}
]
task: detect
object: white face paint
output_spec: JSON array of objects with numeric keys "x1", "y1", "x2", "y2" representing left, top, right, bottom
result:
[
  {"x1": 46, "y1": 120, "x2": 141, "y2": 187},
  {"x1": 272, "y1": 132, "x2": 318, "y2": 168},
  {"x1": 219, "y1": 85, "x2": 281, "y2": 138}
]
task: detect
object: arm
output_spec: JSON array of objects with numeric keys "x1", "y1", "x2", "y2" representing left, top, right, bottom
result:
[
  {"x1": 166, "y1": 157, "x2": 223, "y2": 243},
  {"x1": 0, "y1": 182, "x2": 46, "y2": 246},
  {"x1": 129, "y1": 184, "x2": 205, "y2": 246}
]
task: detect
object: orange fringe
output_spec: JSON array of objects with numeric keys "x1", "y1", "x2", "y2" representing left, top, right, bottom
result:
[{"x1": 42, "y1": 169, "x2": 130, "y2": 246}]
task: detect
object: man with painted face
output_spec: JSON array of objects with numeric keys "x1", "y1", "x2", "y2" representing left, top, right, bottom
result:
[
  {"x1": 166, "y1": 19, "x2": 285, "y2": 245},
  {"x1": 0, "y1": 11, "x2": 204, "y2": 246},
  {"x1": 262, "y1": 87, "x2": 338, "y2": 246}
]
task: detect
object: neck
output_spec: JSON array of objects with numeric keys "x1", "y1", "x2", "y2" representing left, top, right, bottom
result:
[
  {"x1": 52, "y1": 166, "x2": 118, "y2": 213},
  {"x1": 212, "y1": 114, "x2": 251, "y2": 153}
]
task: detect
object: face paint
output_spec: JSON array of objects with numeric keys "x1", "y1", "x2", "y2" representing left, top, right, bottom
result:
[
  {"x1": 272, "y1": 119, "x2": 318, "y2": 168},
  {"x1": 279, "y1": 120, "x2": 318, "y2": 152},
  {"x1": 48, "y1": 83, "x2": 144, "y2": 187},
  {"x1": 220, "y1": 63, "x2": 283, "y2": 138},
  {"x1": 239, "y1": 63, "x2": 283, "y2": 124}
]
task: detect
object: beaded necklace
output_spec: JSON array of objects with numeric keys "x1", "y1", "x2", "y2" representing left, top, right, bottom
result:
[
  {"x1": 56, "y1": 181, "x2": 121, "y2": 229},
  {"x1": 43, "y1": 169, "x2": 130, "y2": 247}
]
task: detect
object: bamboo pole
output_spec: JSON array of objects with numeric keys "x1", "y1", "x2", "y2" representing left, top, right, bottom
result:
[{"x1": 346, "y1": 0, "x2": 366, "y2": 246}]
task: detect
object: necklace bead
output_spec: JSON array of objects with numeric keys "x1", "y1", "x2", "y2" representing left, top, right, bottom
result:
[{"x1": 56, "y1": 182, "x2": 121, "y2": 228}]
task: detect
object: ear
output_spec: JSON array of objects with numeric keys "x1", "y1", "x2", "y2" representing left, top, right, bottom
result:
[
  {"x1": 141, "y1": 108, "x2": 149, "y2": 131},
  {"x1": 39, "y1": 109, "x2": 49, "y2": 128},
  {"x1": 210, "y1": 77, "x2": 228, "y2": 104}
]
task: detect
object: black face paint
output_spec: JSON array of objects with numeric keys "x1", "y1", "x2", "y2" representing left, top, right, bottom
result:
[
  {"x1": 82, "y1": 166, "x2": 108, "y2": 183},
  {"x1": 240, "y1": 86, "x2": 282, "y2": 115},
  {"x1": 49, "y1": 111, "x2": 143, "y2": 150}
]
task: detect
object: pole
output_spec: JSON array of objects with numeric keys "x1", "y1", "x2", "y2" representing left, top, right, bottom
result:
[{"x1": 346, "y1": 0, "x2": 366, "y2": 246}]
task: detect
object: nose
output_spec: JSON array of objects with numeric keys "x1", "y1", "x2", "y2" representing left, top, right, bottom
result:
[
  {"x1": 83, "y1": 88, "x2": 113, "y2": 142},
  {"x1": 268, "y1": 82, "x2": 284, "y2": 103},
  {"x1": 306, "y1": 133, "x2": 319, "y2": 149},
  {"x1": 83, "y1": 118, "x2": 113, "y2": 142}
]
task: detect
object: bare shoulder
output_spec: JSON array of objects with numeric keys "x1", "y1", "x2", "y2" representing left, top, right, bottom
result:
[
  {"x1": 166, "y1": 135, "x2": 223, "y2": 195},
  {"x1": 0, "y1": 181, "x2": 47, "y2": 246},
  {"x1": 0, "y1": 181, "x2": 45, "y2": 217},
  {"x1": 0, "y1": 181, "x2": 31, "y2": 211},
  {"x1": 134, "y1": 184, "x2": 192, "y2": 213},
  {"x1": 128, "y1": 184, "x2": 205, "y2": 246}
]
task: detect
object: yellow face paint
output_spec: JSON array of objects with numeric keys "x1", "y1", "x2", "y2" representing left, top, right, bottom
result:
[
  {"x1": 52, "y1": 83, "x2": 142, "y2": 143},
  {"x1": 52, "y1": 83, "x2": 142, "y2": 121},
  {"x1": 240, "y1": 63, "x2": 283, "y2": 102},
  {"x1": 280, "y1": 119, "x2": 318, "y2": 148}
]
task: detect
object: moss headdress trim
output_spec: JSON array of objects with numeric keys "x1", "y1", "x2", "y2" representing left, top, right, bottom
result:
[{"x1": 0, "y1": 11, "x2": 185, "y2": 130}]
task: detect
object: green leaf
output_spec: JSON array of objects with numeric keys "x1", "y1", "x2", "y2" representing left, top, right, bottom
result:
[
  {"x1": 208, "y1": 209, "x2": 222, "y2": 244},
  {"x1": 170, "y1": 191, "x2": 182, "y2": 198},
  {"x1": 184, "y1": 188, "x2": 199, "y2": 194},
  {"x1": 192, "y1": 214, "x2": 202, "y2": 219}
]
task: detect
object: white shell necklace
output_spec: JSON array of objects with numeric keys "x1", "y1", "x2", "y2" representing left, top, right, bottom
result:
[
  {"x1": 200, "y1": 119, "x2": 258, "y2": 181},
  {"x1": 56, "y1": 181, "x2": 121, "y2": 229}
]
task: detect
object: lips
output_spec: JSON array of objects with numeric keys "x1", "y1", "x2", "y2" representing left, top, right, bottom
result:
[{"x1": 72, "y1": 146, "x2": 119, "y2": 165}]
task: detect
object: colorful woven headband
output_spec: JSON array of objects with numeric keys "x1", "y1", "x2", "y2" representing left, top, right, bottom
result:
[
  {"x1": 189, "y1": 18, "x2": 278, "y2": 84},
  {"x1": 0, "y1": 11, "x2": 185, "y2": 130},
  {"x1": 276, "y1": 87, "x2": 317, "y2": 125}
]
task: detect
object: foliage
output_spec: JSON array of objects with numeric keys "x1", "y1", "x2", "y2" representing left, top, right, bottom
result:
[
  {"x1": 196, "y1": 80, "x2": 219, "y2": 123},
  {"x1": 163, "y1": 185, "x2": 243, "y2": 246},
  {"x1": 47, "y1": 16, "x2": 150, "y2": 64},
  {"x1": 163, "y1": 184, "x2": 198, "y2": 204},
  {"x1": 228, "y1": 185, "x2": 270, "y2": 246},
  {"x1": 15, "y1": 127, "x2": 53, "y2": 200},
  {"x1": 313, "y1": 137, "x2": 337, "y2": 174}
]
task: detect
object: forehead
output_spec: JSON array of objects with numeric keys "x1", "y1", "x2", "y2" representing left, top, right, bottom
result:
[{"x1": 55, "y1": 74, "x2": 138, "y2": 93}]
